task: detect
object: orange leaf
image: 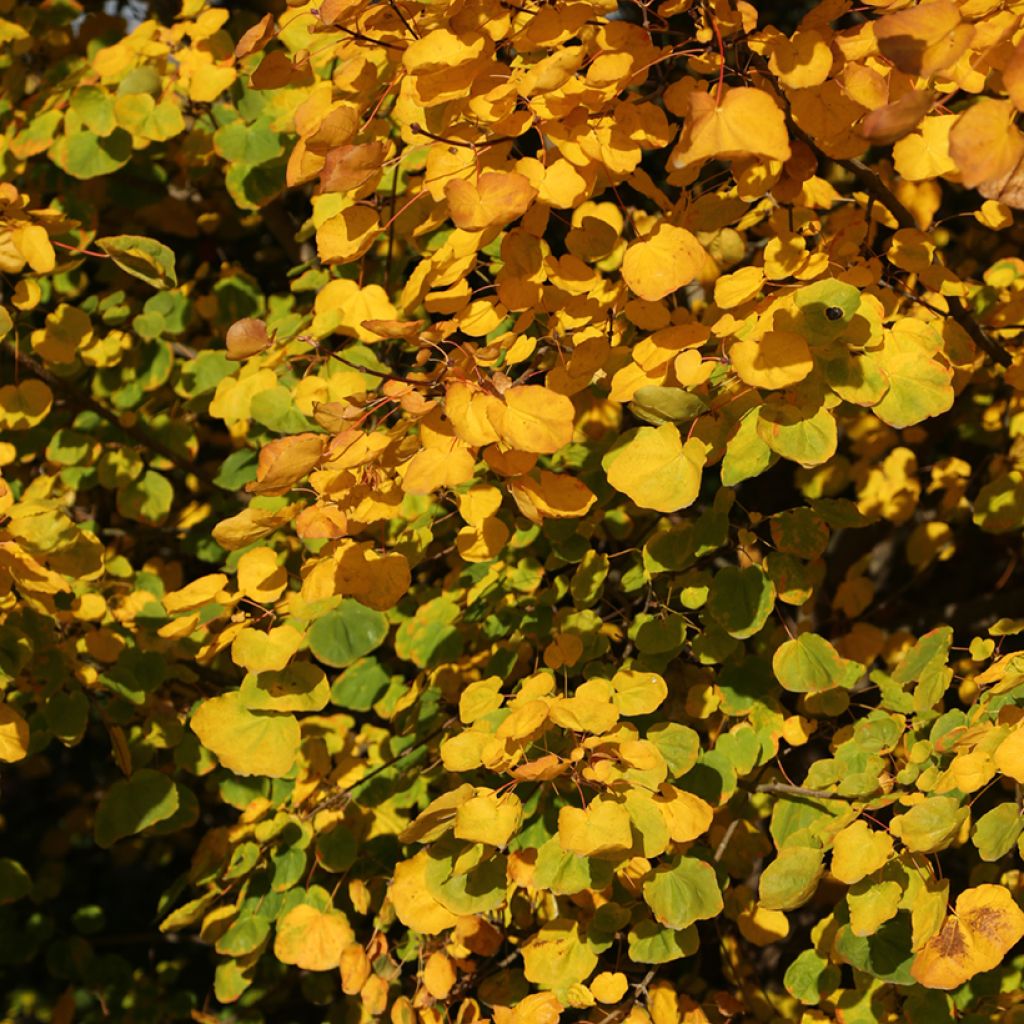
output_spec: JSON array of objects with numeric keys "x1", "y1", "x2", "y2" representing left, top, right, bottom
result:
[
  {"x1": 949, "y1": 100, "x2": 1024, "y2": 190},
  {"x1": 446, "y1": 172, "x2": 537, "y2": 231},
  {"x1": 248, "y1": 434, "x2": 325, "y2": 496}
]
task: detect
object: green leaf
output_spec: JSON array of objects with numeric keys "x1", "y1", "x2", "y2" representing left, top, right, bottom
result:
[
  {"x1": 51, "y1": 129, "x2": 132, "y2": 179},
  {"x1": 533, "y1": 837, "x2": 613, "y2": 895},
  {"x1": 757, "y1": 400, "x2": 838, "y2": 467},
  {"x1": 707, "y1": 565, "x2": 775, "y2": 639},
  {"x1": 0, "y1": 859, "x2": 32, "y2": 904},
  {"x1": 627, "y1": 918, "x2": 699, "y2": 964},
  {"x1": 329, "y1": 657, "x2": 391, "y2": 711},
  {"x1": 973, "y1": 471, "x2": 1024, "y2": 534},
  {"x1": 239, "y1": 663, "x2": 330, "y2": 712},
  {"x1": 722, "y1": 408, "x2": 776, "y2": 486},
  {"x1": 642, "y1": 856, "x2": 723, "y2": 930},
  {"x1": 629, "y1": 386, "x2": 709, "y2": 426},
  {"x1": 424, "y1": 841, "x2": 507, "y2": 916},
  {"x1": 521, "y1": 919, "x2": 599, "y2": 993},
  {"x1": 873, "y1": 333, "x2": 953, "y2": 429},
  {"x1": 893, "y1": 627, "x2": 953, "y2": 685},
  {"x1": 794, "y1": 278, "x2": 862, "y2": 339},
  {"x1": 833, "y1": 908, "x2": 915, "y2": 985},
  {"x1": 784, "y1": 948, "x2": 840, "y2": 1005},
  {"x1": 94, "y1": 769, "x2": 180, "y2": 848},
  {"x1": 316, "y1": 825, "x2": 358, "y2": 873},
  {"x1": 213, "y1": 118, "x2": 285, "y2": 165},
  {"x1": 646, "y1": 723, "x2": 700, "y2": 777},
  {"x1": 890, "y1": 796, "x2": 966, "y2": 853},
  {"x1": 773, "y1": 633, "x2": 862, "y2": 693},
  {"x1": 972, "y1": 802, "x2": 1023, "y2": 862},
  {"x1": 97, "y1": 234, "x2": 178, "y2": 289},
  {"x1": 215, "y1": 913, "x2": 270, "y2": 957},
  {"x1": 758, "y1": 846, "x2": 824, "y2": 911},
  {"x1": 308, "y1": 600, "x2": 389, "y2": 668},
  {"x1": 116, "y1": 470, "x2": 174, "y2": 526}
]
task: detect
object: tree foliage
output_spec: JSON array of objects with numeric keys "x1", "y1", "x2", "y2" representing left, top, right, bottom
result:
[{"x1": 4, "y1": 0, "x2": 1024, "y2": 1021}]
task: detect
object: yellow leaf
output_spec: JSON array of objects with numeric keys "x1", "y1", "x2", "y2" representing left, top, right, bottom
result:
[
  {"x1": 340, "y1": 943, "x2": 370, "y2": 995},
  {"x1": 457, "y1": 485, "x2": 503, "y2": 526},
  {"x1": 714, "y1": 266, "x2": 764, "y2": 309},
  {"x1": 672, "y1": 87, "x2": 791, "y2": 169},
  {"x1": 489, "y1": 386, "x2": 575, "y2": 454},
  {"x1": 893, "y1": 114, "x2": 957, "y2": 182},
  {"x1": 728, "y1": 330, "x2": 813, "y2": 390},
  {"x1": 496, "y1": 699, "x2": 549, "y2": 740},
  {"x1": 454, "y1": 789, "x2": 522, "y2": 848},
  {"x1": 766, "y1": 29, "x2": 833, "y2": 89},
  {"x1": 273, "y1": 904, "x2": 354, "y2": 972},
  {"x1": 13, "y1": 223, "x2": 55, "y2": 274},
  {"x1": 655, "y1": 785, "x2": 714, "y2": 843},
  {"x1": 423, "y1": 951, "x2": 457, "y2": 1000},
  {"x1": 604, "y1": 424, "x2": 706, "y2": 513},
  {"x1": 402, "y1": 28, "x2": 487, "y2": 73},
  {"x1": 456, "y1": 517, "x2": 510, "y2": 562},
  {"x1": 446, "y1": 382, "x2": 502, "y2": 447},
  {"x1": 912, "y1": 884, "x2": 1024, "y2": 989},
  {"x1": 949, "y1": 749, "x2": 995, "y2": 793},
  {"x1": 211, "y1": 503, "x2": 300, "y2": 551},
  {"x1": 830, "y1": 820, "x2": 894, "y2": 884},
  {"x1": 231, "y1": 624, "x2": 303, "y2": 673},
  {"x1": 621, "y1": 223, "x2": 704, "y2": 302},
  {"x1": 558, "y1": 797, "x2": 633, "y2": 857},
  {"x1": 402, "y1": 445, "x2": 476, "y2": 495},
  {"x1": 611, "y1": 669, "x2": 668, "y2": 716},
  {"x1": 390, "y1": 852, "x2": 459, "y2": 934},
  {"x1": 874, "y1": 0, "x2": 974, "y2": 78},
  {"x1": 508, "y1": 470, "x2": 596, "y2": 524},
  {"x1": 459, "y1": 677, "x2": 503, "y2": 724},
  {"x1": 163, "y1": 573, "x2": 229, "y2": 614},
  {"x1": 316, "y1": 205, "x2": 380, "y2": 265},
  {"x1": 0, "y1": 702, "x2": 30, "y2": 763},
  {"x1": 236, "y1": 548, "x2": 288, "y2": 604},
  {"x1": 190, "y1": 691, "x2": 299, "y2": 778},
  {"x1": 548, "y1": 695, "x2": 619, "y2": 733},
  {"x1": 312, "y1": 279, "x2": 397, "y2": 341},
  {"x1": 994, "y1": 727, "x2": 1024, "y2": 782},
  {"x1": 590, "y1": 971, "x2": 628, "y2": 1004},
  {"x1": 510, "y1": 992, "x2": 562, "y2": 1024},
  {"x1": 0, "y1": 379, "x2": 53, "y2": 430}
]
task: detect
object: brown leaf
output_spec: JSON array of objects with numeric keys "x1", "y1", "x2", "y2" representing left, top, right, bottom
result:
[
  {"x1": 319, "y1": 141, "x2": 385, "y2": 192},
  {"x1": 860, "y1": 89, "x2": 934, "y2": 145},
  {"x1": 234, "y1": 14, "x2": 275, "y2": 60}
]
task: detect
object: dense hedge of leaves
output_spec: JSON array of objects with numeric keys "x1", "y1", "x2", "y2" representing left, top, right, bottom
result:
[{"x1": 5, "y1": 0, "x2": 1024, "y2": 1021}]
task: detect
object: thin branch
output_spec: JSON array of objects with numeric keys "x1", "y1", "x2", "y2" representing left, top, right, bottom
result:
[
  {"x1": 386, "y1": 0, "x2": 420, "y2": 39},
  {"x1": 754, "y1": 782, "x2": 856, "y2": 801},
  {"x1": 301, "y1": 718, "x2": 452, "y2": 818},
  {"x1": 714, "y1": 817, "x2": 741, "y2": 861}
]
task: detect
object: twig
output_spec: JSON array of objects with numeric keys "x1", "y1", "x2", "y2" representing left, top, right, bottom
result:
[
  {"x1": 753, "y1": 782, "x2": 854, "y2": 801},
  {"x1": 593, "y1": 967, "x2": 658, "y2": 1024},
  {"x1": 714, "y1": 817, "x2": 741, "y2": 862},
  {"x1": 302, "y1": 718, "x2": 452, "y2": 818},
  {"x1": 386, "y1": 0, "x2": 419, "y2": 39}
]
